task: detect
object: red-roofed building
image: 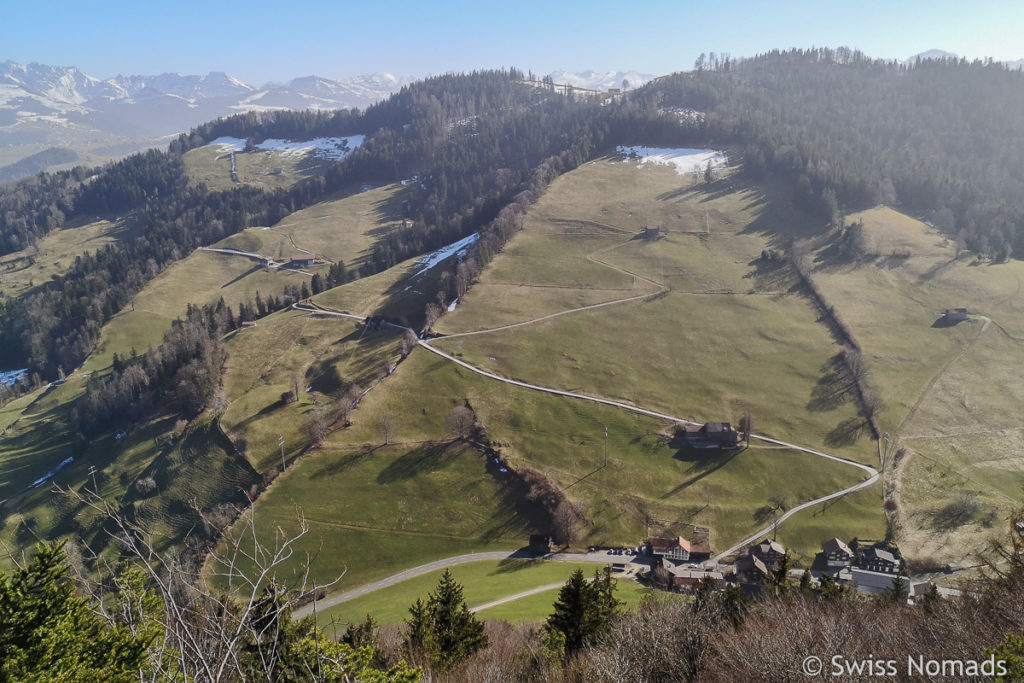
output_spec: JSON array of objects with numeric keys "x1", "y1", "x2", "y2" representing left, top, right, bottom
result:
[{"x1": 647, "y1": 536, "x2": 711, "y2": 562}]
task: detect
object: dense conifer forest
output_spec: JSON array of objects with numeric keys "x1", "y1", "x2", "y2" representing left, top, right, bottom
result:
[{"x1": 640, "y1": 48, "x2": 1024, "y2": 256}]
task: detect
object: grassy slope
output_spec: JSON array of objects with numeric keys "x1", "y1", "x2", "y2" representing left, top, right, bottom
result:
[
  {"x1": 317, "y1": 558, "x2": 650, "y2": 627},
  {"x1": 0, "y1": 218, "x2": 128, "y2": 304},
  {"x1": 220, "y1": 439, "x2": 535, "y2": 595},
  {"x1": 232, "y1": 157, "x2": 887, "y2": 603},
  {"x1": 436, "y1": 160, "x2": 873, "y2": 463},
  {"x1": 0, "y1": 177, "x2": 420, "y2": 567},
  {"x1": 809, "y1": 206, "x2": 1024, "y2": 565},
  {"x1": 183, "y1": 145, "x2": 318, "y2": 192}
]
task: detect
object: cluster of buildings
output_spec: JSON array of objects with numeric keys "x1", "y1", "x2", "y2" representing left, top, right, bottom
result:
[{"x1": 638, "y1": 532, "x2": 954, "y2": 604}]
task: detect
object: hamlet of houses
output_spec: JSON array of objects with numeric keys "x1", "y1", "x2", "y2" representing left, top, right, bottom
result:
[{"x1": 634, "y1": 531, "x2": 957, "y2": 604}]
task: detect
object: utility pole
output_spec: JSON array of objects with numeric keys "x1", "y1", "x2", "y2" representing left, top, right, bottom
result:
[
  {"x1": 87, "y1": 465, "x2": 97, "y2": 493},
  {"x1": 279, "y1": 435, "x2": 286, "y2": 471}
]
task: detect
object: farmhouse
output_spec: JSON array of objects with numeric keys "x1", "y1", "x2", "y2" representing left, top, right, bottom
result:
[
  {"x1": 749, "y1": 539, "x2": 786, "y2": 568},
  {"x1": 682, "y1": 422, "x2": 739, "y2": 449},
  {"x1": 822, "y1": 537, "x2": 854, "y2": 567},
  {"x1": 643, "y1": 224, "x2": 660, "y2": 238},
  {"x1": 861, "y1": 547, "x2": 901, "y2": 574},
  {"x1": 290, "y1": 256, "x2": 316, "y2": 268},
  {"x1": 942, "y1": 307, "x2": 968, "y2": 322},
  {"x1": 647, "y1": 536, "x2": 712, "y2": 562},
  {"x1": 665, "y1": 566, "x2": 724, "y2": 590}
]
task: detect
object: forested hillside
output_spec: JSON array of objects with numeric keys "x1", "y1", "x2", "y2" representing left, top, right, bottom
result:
[
  {"x1": 640, "y1": 48, "x2": 1024, "y2": 257},
  {"x1": 0, "y1": 69, "x2": 707, "y2": 380}
]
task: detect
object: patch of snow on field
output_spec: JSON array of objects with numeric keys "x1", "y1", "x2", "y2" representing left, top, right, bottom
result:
[
  {"x1": 208, "y1": 136, "x2": 248, "y2": 152},
  {"x1": 617, "y1": 146, "x2": 727, "y2": 175},
  {"x1": 447, "y1": 298, "x2": 459, "y2": 312},
  {"x1": 257, "y1": 135, "x2": 365, "y2": 160},
  {"x1": 412, "y1": 233, "x2": 480, "y2": 278},
  {"x1": 206, "y1": 135, "x2": 365, "y2": 161},
  {"x1": 0, "y1": 368, "x2": 28, "y2": 386}
]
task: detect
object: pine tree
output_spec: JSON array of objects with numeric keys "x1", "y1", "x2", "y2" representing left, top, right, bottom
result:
[
  {"x1": 766, "y1": 552, "x2": 793, "y2": 597},
  {"x1": 545, "y1": 566, "x2": 621, "y2": 653},
  {"x1": 882, "y1": 575, "x2": 909, "y2": 605},
  {"x1": 817, "y1": 572, "x2": 850, "y2": 601},
  {"x1": 799, "y1": 568, "x2": 813, "y2": 595},
  {"x1": 404, "y1": 570, "x2": 487, "y2": 671},
  {"x1": 0, "y1": 543, "x2": 159, "y2": 680}
]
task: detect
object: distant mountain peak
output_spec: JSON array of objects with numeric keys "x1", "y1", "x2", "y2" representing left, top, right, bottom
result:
[
  {"x1": 905, "y1": 49, "x2": 959, "y2": 64},
  {"x1": 545, "y1": 69, "x2": 654, "y2": 91}
]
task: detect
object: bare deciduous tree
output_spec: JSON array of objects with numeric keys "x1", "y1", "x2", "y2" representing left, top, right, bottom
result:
[
  {"x1": 304, "y1": 404, "x2": 334, "y2": 447},
  {"x1": 552, "y1": 499, "x2": 581, "y2": 547},
  {"x1": 423, "y1": 303, "x2": 442, "y2": 332},
  {"x1": 337, "y1": 384, "x2": 362, "y2": 427},
  {"x1": 380, "y1": 413, "x2": 394, "y2": 446},
  {"x1": 401, "y1": 329, "x2": 418, "y2": 358},
  {"x1": 446, "y1": 405, "x2": 475, "y2": 441},
  {"x1": 63, "y1": 488, "x2": 349, "y2": 683},
  {"x1": 739, "y1": 409, "x2": 754, "y2": 446}
]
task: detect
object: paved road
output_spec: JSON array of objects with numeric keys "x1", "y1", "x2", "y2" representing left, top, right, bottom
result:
[
  {"x1": 471, "y1": 571, "x2": 629, "y2": 614},
  {"x1": 292, "y1": 549, "x2": 624, "y2": 619}
]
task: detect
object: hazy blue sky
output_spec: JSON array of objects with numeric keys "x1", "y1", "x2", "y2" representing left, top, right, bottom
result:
[{"x1": 4, "y1": 0, "x2": 1022, "y2": 83}]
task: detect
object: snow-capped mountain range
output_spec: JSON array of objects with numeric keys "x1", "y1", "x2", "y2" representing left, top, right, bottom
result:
[
  {"x1": 0, "y1": 60, "x2": 414, "y2": 138},
  {"x1": 0, "y1": 61, "x2": 653, "y2": 180}
]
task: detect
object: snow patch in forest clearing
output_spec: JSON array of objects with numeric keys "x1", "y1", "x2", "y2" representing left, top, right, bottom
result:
[
  {"x1": 208, "y1": 136, "x2": 248, "y2": 152},
  {"x1": 410, "y1": 233, "x2": 480, "y2": 279},
  {"x1": 257, "y1": 135, "x2": 365, "y2": 160},
  {"x1": 447, "y1": 297, "x2": 459, "y2": 312},
  {"x1": 206, "y1": 135, "x2": 366, "y2": 161},
  {"x1": 616, "y1": 146, "x2": 727, "y2": 175}
]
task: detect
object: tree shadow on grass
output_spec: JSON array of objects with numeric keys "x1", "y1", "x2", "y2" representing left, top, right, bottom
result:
[
  {"x1": 376, "y1": 443, "x2": 459, "y2": 484},
  {"x1": 807, "y1": 354, "x2": 856, "y2": 412},
  {"x1": 825, "y1": 417, "x2": 869, "y2": 448},
  {"x1": 477, "y1": 457, "x2": 554, "y2": 545},
  {"x1": 230, "y1": 400, "x2": 288, "y2": 431},
  {"x1": 659, "y1": 446, "x2": 742, "y2": 500},
  {"x1": 309, "y1": 445, "x2": 377, "y2": 480},
  {"x1": 494, "y1": 557, "x2": 544, "y2": 574},
  {"x1": 220, "y1": 263, "x2": 263, "y2": 289}
]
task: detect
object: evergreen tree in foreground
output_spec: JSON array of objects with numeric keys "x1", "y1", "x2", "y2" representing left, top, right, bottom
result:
[
  {"x1": 545, "y1": 565, "x2": 622, "y2": 653},
  {"x1": 0, "y1": 543, "x2": 158, "y2": 682},
  {"x1": 405, "y1": 569, "x2": 488, "y2": 671}
]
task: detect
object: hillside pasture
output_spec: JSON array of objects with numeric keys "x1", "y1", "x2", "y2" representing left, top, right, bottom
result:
[
  {"x1": 183, "y1": 144, "x2": 319, "y2": 191},
  {"x1": 0, "y1": 218, "x2": 130, "y2": 303},
  {"x1": 218, "y1": 439, "x2": 540, "y2": 596},
  {"x1": 435, "y1": 159, "x2": 873, "y2": 465},
  {"x1": 307, "y1": 349, "x2": 877, "y2": 556},
  {"x1": 808, "y1": 206, "x2": 1024, "y2": 564}
]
